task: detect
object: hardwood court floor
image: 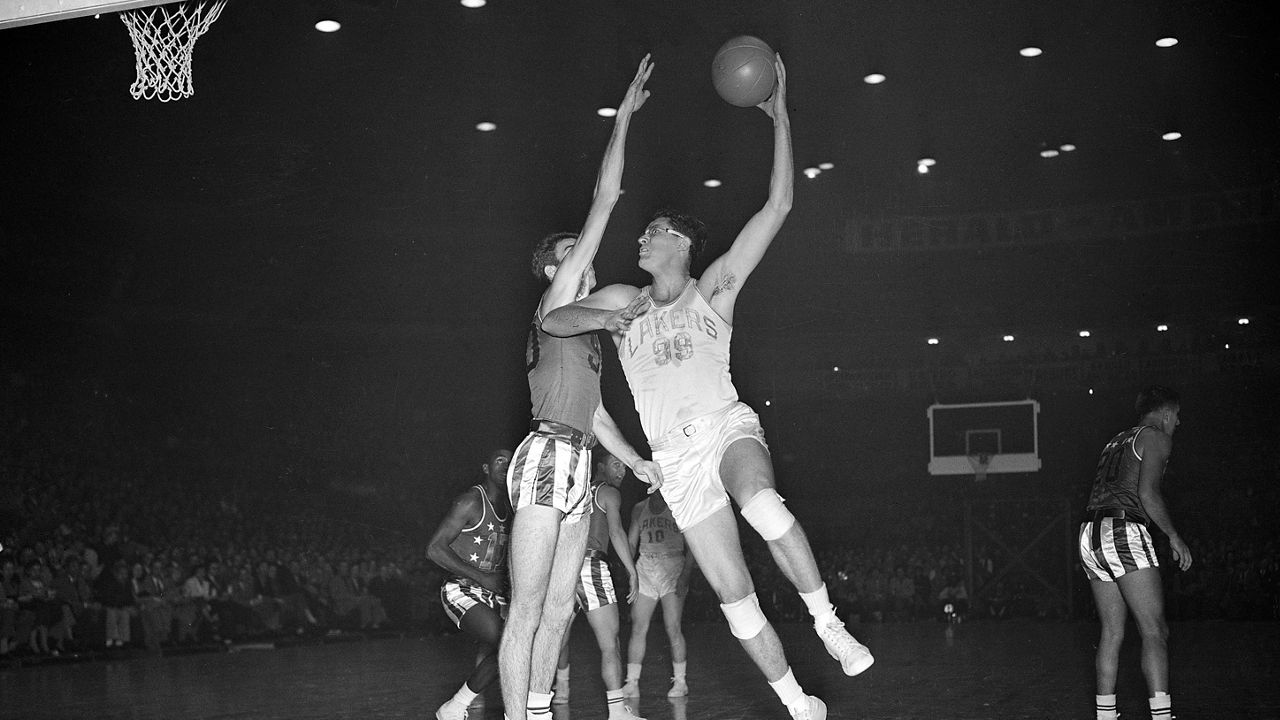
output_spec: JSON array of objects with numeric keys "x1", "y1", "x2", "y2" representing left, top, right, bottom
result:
[{"x1": 2, "y1": 620, "x2": 1277, "y2": 719}]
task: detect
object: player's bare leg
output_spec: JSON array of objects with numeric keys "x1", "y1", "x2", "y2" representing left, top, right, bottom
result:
[
  {"x1": 1117, "y1": 567, "x2": 1172, "y2": 719},
  {"x1": 659, "y1": 590, "x2": 688, "y2": 696},
  {"x1": 500, "y1": 507, "x2": 586, "y2": 720},
  {"x1": 681, "y1": 505, "x2": 824, "y2": 719},
  {"x1": 528, "y1": 518, "x2": 590, "y2": 717},
  {"x1": 1090, "y1": 578, "x2": 1127, "y2": 720},
  {"x1": 720, "y1": 438, "x2": 873, "y2": 676}
]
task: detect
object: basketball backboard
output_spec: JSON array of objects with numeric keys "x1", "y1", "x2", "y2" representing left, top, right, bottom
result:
[
  {"x1": 928, "y1": 399, "x2": 1042, "y2": 476},
  {"x1": 0, "y1": 1, "x2": 167, "y2": 29}
]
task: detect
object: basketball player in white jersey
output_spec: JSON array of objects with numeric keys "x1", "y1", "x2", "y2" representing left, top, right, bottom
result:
[
  {"x1": 622, "y1": 490, "x2": 694, "y2": 698},
  {"x1": 542, "y1": 55, "x2": 871, "y2": 720}
]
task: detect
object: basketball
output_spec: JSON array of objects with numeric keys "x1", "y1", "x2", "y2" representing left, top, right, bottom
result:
[{"x1": 711, "y1": 35, "x2": 777, "y2": 107}]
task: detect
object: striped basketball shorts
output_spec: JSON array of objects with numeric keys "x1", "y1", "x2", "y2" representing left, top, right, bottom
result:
[
  {"x1": 649, "y1": 402, "x2": 769, "y2": 530},
  {"x1": 507, "y1": 431, "x2": 593, "y2": 523},
  {"x1": 636, "y1": 553, "x2": 685, "y2": 599},
  {"x1": 1078, "y1": 518, "x2": 1160, "y2": 582},
  {"x1": 575, "y1": 554, "x2": 617, "y2": 611},
  {"x1": 440, "y1": 577, "x2": 508, "y2": 628}
]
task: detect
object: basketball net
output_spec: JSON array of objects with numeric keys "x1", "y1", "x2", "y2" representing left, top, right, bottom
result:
[
  {"x1": 968, "y1": 453, "x2": 991, "y2": 483},
  {"x1": 120, "y1": 1, "x2": 227, "y2": 102}
]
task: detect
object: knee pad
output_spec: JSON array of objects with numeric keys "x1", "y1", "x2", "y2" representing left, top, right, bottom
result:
[
  {"x1": 740, "y1": 489, "x2": 795, "y2": 542},
  {"x1": 720, "y1": 592, "x2": 767, "y2": 640}
]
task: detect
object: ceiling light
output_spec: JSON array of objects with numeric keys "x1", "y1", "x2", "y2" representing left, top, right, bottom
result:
[
  {"x1": 803, "y1": 167, "x2": 821, "y2": 179},
  {"x1": 314, "y1": 19, "x2": 341, "y2": 32},
  {"x1": 1238, "y1": 317, "x2": 1250, "y2": 325},
  {"x1": 927, "y1": 338, "x2": 940, "y2": 345},
  {"x1": 475, "y1": 122, "x2": 496, "y2": 132},
  {"x1": 1040, "y1": 148, "x2": 1060, "y2": 158},
  {"x1": 1156, "y1": 37, "x2": 1178, "y2": 48},
  {"x1": 1019, "y1": 46, "x2": 1042, "y2": 57},
  {"x1": 1003, "y1": 335, "x2": 1015, "y2": 342},
  {"x1": 832, "y1": 366, "x2": 840, "y2": 372},
  {"x1": 596, "y1": 107, "x2": 617, "y2": 118},
  {"x1": 918, "y1": 157, "x2": 937, "y2": 167},
  {"x1": 1078, "y1": 330, "x2": 1091, "y2": 338},
  {"x1": 917, "y1": 164, "x2": 929, "y2": 175},
  {"x1": 1161, "y1": 131, "x2": 1182, "y2": 141},
  {"x1": 1156, "y1": 324, "x2": 1169, "y2": 332},
  {"x1": 703, "y1": 179, "x2": 722, "y2": 188},
  {"x1": 460, "y1": 0, "x2": 486, "y2": 7},
  {"x1": 1059, "y1": 143, "x2": 1076, "y2": 152},
  {"x1": 818, "y1": 162, "x2": 834, "y2": 171},
  {"x1": 863, "y1": 73, "x2": 886, "y2": 84}
]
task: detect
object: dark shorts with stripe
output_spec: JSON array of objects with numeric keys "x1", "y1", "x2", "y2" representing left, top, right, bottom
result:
[
  {"x1": 440, "y1": 577, "x2": 508, "y2": 628},
  {"x1": 575, "y1": 554, "x2": 617, "y2": 611},
  {"x1": 507, "y1": 431, "x2": 592, "y2": 524},
  {"x1": 1078, "y1": 518, "x2": 1159, "y2": 582}
]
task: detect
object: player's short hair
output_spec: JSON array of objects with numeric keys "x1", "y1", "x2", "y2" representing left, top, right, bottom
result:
[
  {"x1": 652, "y1": 209, "x2": 708, "y2": 265},
  {"x1": 531, "y1": 232, "x2": 578, "y2": 283},
  {"x1": 1135, "y1": 385, "x2": 1180, "y2": 417},
  {"x1": 593, "y1": 447, "x2": 618, "y2": 467}
]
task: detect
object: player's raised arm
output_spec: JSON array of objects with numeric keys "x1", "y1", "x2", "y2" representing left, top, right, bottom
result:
[
  {"x1": 540, "y1": 56, "x2": 654, "y2": 318},
  {"x1": 541, "y1": 284, "x2": 649, "y2": 337},
  {"x1": 699, "y1": 54, "x2": 792, "y2": 314}
]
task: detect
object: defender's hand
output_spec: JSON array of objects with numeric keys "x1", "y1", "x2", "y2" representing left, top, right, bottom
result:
[
  {"x1": 632, "y1": 459, "x2": 664, "y2": 493},
  {"x1": 620, "y1": 54, "x2": 655, "y2": 115},
  {"x1": 603, "y1": 294, "x2": 652, "y2": 334}
]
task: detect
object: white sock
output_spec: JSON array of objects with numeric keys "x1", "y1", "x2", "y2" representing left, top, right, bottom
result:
[
  {"x1": 672, "y1": 660, "x2": 687, "y2": 681},
  {"x1": 527, "y1": 691, "x2": 553, "y2": 719},
  {"x1": 799, "y1": 585, "x2": 838, "y2": 626},
  {"x1": 625, "y1": 662, "x2": 642, "y2": 682},
  {"x1": 451, "y1": 684, "x2": 478, "y2": 706},
  {"x1": 1150, "y1": 692, "x2": 1171, "y2": 720},
  {"x1": 1095, "y1": 693, "x2": 1117, "y2": 720},
  {"x1": 606, "y1": 689, "x2": 628, "y2": 718},
  {"x1": 767, "y1": 668, "x2": 806, "y2": 708}
]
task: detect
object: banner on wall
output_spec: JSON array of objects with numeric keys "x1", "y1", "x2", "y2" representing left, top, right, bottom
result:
[{"x1": 841, "y1": 184, "x2": 1277, "y2": 253}]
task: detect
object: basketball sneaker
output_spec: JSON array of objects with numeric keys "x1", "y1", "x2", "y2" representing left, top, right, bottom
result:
[
  {"x1": 434, "y1": 699, "x2": 468, "y2": 720},
  {"x1": 609, "y1": 702, "x2": 645, "y2": 720},
  {"x1": 620, "y1": 679, "x2": 639, "y2": 696},
  {"x1": 666, "y1": 678, "x2": 688, "y2": 698},
  {"x1": 815, "y1": 618, "x2": 874, "y2": 676},
  {"x1": 788, "y1": 695, "x2": 827, "y2": 720}
]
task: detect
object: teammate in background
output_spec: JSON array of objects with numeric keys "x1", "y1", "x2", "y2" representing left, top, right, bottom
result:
[
  {"x1": 499, "y1": 56, "x2": 664, "y2": 720},
  {"x1": 552, "y1": 450, "x2": 643, "y2": 719},
  {"x1": 427, "y1": 449, "x2": 514, "y2": 720},
  {"x1": 542, "y1": 55, "x2": 869, "y2": 720},
  {"x1": 1079, "y1": 386, "x2": 1192, "y2": 720},
  {"x1": 622, "y1": 490, "x2": 694, "y2": 698}
]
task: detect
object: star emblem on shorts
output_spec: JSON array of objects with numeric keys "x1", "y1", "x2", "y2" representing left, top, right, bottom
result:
[
  {"x1": 469, "y1": 553, "x2": 479, "y2": 563},
  {"x1": 473, "y1": 535, "x2": 483, "y2": 545},
  {"x1": 487, "y1": 522, "x2": 495, "y2": 532}
]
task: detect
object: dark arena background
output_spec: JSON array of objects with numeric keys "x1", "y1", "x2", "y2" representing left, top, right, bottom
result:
[{"x1": 1, "y1": 1, "x2": 1277, "y2": 718}]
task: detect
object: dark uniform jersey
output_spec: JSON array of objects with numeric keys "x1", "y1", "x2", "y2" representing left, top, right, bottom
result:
[
  {"x1": 447, "y1": 485, "x2": 510, "y2": 574},
  {"x1": 526, "y1": 313, "x2": 602, "y2": 434},
  {"x1": 1086, "y1": 425, "x2": 1158, "y2": 522}
]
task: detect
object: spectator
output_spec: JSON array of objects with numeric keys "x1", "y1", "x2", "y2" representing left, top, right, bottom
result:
[
  {"x1": 136, "y1": 559, "x2": 172, "y2": 651},
  {"x1": 94, "y1": 560, "x2": 135, "y2": 648}
]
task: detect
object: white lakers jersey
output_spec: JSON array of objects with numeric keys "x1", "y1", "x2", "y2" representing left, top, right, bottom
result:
[{"x1": 617, "y1": 280, "x2": 738, "y2": 438}]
